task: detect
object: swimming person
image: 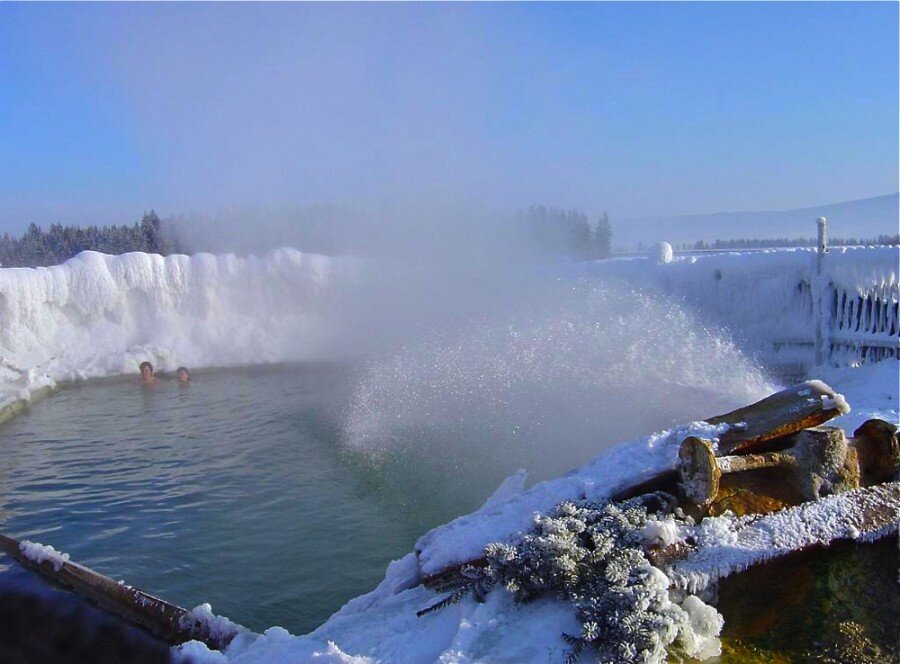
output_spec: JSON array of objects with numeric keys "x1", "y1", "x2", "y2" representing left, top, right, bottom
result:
[
  {"x1": 138, "y1": 361, "x2": 157, "y2": 386},
  {"x1": 176, "y1": 366, "x2": 191, "y2": 385}
]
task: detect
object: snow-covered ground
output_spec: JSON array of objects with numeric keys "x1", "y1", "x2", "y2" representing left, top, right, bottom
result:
[{"x1": 0, "y1": 248, "x2": 896, "y2": 662}]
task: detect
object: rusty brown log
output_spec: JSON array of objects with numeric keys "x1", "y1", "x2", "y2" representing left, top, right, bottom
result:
[
  {"x1": 853, "y1": 418, "x2": 900, "y2": 483},
  {"x1": 605, "y1": 382, "x2": 848, "y2": 501},
  {"x1": 679, "y1": 426, "x2": 861, "y2": 507},
  {"x1": 0, "y1": 534, "x2": 239, "y2": 650},
  {"x1": 709, "y1": 380, "x2": 845, "y2": 455}
]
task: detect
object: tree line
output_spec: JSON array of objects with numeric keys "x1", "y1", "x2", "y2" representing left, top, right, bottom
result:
[
  {"x1": 0, "y1": 206, "x2": 614, "y2": 267},
  {"x1": 0, "y1": 212, "x2": 182, "y2": 268},
  {"x1": 523, "y1": 205, "x2": 613, "y2": 260},
  {"x1": 672, "y1": 234, "x2": 900, "y2": 252},
  {"x1": 4, "y1": 205, "x2": 894, "y2": 268}
]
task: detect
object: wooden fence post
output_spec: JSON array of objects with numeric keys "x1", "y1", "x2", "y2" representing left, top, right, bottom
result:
[{"x1": 814, "y1": 217, "x2": 829, "y2": 366}]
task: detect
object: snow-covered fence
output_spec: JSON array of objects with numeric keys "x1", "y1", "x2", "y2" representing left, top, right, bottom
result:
[
  {"x1": 825, "y1": 251, "x2": 899, "y2": 366},
  {"x1": 568, "y1": 235, "x2": 899, "y2": 371}
]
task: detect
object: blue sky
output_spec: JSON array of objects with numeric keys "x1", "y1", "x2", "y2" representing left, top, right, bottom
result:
[{"x1": 0, "y1": 2, "x2": 897, "y2": 232}]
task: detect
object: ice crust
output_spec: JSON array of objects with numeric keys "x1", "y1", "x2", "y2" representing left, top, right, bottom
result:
[{"x1": 180, "y1": 603, "x2": 246, "y2": 648}]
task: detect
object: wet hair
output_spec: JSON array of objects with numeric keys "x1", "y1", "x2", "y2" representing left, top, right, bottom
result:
[
  {"x1": 176, "y1": 367, "x2": 190, "y2": 378},
  {"x1": 139, "y1": 361, "x2": 153, "y2": 373}
]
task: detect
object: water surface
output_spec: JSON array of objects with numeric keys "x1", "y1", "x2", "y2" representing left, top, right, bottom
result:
[{"x1": 0, "y1": 364, "x2": 478, "y2": 634}]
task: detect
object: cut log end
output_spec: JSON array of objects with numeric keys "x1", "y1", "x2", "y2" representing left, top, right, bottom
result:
[{"x1": 678, "y1": 437, "x2": 720, "y2": 506}]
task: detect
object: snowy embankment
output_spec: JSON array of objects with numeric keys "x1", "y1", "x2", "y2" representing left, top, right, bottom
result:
[{"x1": 0, "y1": 249, "x2": 349, "y2": 413}]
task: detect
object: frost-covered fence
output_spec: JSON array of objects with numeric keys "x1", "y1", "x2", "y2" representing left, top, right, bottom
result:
[{"x1": 568, "y1": 241, "x2": 899, "y2": 371}]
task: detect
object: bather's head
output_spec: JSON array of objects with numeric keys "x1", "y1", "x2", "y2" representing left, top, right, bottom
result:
[
  {"x1": 176, "y1": 367, "x2": 191, "y2": 384},
  {"x1": 139, "y1": 361, "x2": 154, "y2": 384}
]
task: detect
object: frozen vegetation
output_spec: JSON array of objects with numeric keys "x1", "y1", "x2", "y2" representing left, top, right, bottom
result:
[{"x1": 0, "y1": 246, "x2": 896, "y2": 662}]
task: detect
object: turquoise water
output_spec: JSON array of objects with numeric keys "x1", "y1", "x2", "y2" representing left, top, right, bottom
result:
[{"x1": 0, "y1": 364, "x2": 485, "y2": 635}]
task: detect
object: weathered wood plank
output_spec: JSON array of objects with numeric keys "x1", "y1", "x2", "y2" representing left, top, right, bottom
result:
[{"x1": 0, "y1": 534, "x2": 239, "y2": 650}]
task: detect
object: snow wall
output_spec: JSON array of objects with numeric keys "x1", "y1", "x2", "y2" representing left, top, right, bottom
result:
[
  {"x1": 565, "y1": 245, "x2": 900, "y2": 371},
  {"x1": 0, "y1": 249, "x2": 352, "y2": 409}
]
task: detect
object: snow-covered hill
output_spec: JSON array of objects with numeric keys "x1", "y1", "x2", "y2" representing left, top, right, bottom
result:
[{"x1": 617, "y1": 193, "x2": 899, "y2": 249}]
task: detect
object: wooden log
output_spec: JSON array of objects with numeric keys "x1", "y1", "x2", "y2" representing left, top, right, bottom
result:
[
  {"x1": 0, "y1": 534, "x2": 240, "y2": 650},
  {"x1": 611, "y1": 382, "x2": 847, "y2": 501},
  {"x1": 708, "y1": 380, "x2": 846, "y2": 455},
  {"x1": 853, "y1": 418, "x2": 900, "y2": 483},
  {"x1": 679, "y1": 426, "x2": 861, "y2": 507}
]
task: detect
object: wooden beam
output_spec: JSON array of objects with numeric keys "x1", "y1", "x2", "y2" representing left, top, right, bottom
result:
[
  {"x1": 0, "y1": 534, "x2": 239, "y2": 650},
  {"x1": 708, "y1": 380, "x2": 846, "y2": 455}
]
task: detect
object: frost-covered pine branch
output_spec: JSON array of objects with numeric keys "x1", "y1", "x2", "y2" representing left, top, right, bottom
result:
[{"x1": 418, "y1": 492, "x2": 723, "y2": 663}]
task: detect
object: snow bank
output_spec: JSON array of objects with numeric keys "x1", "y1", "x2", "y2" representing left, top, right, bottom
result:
[
  {"x1": 0, "y1": 249, "x2": 352, "y2": 410},
  {"x1": 3, "y1": 245, "x2": 893, "y2": 412},
  {"x1": 413, "y1": 420, "x2": 731, "y2": 577},
  {"x1": 180, "y1": 604, "x2": 247, "y2": 651}
]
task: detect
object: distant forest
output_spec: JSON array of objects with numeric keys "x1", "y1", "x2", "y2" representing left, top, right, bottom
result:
[
  {"x1": 3, "y1": 207, "x2": 893, "y2": 269},
  {"x1": 672, "y1": 235, "x2": 899, "y2": 252},
  {"x1": 523, "y1": 205, "x2": 613, "y2": 260},
  {"x1": 0, "y1": 212, "x2": 182, "y2": 268},
  {"x1": 0, "y1": 206, "x2": 613, "y2": 267}
]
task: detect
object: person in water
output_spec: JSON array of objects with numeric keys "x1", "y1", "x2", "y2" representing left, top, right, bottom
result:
[
  {"x1": 176, "y1": 366, "x2": 191, "y2": 385},
  {"x1": 138, "y1": 361, "x2": 156, "y2": 386}
]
